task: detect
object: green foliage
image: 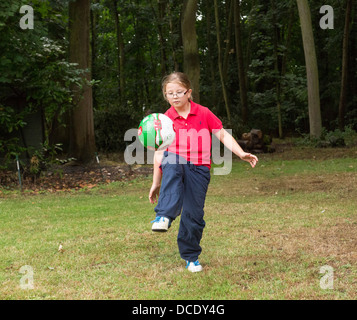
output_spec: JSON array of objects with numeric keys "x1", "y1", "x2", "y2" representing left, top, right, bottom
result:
[
  {"x1": 0, "y1": 0, "x2": 90, "y2": 165},
  {"x1": 94, "y1": 105, "x2": 138, "y2": 152},
  {"x1": 1, "y1": 0, "x2": 356, "y2": 158},
  {"x1": 296, "y1": 126, "x2": 357, "y2": 148},
  {"x1": 0, "y1": 105, "x2": 27, "y2": 168},
  {"x1": 26, "y1": 142, "x2": 76, "y2": 178}
]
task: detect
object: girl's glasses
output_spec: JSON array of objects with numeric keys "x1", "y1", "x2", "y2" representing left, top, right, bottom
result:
[{"x1": 165, "y1": 90, "x2": 188, "y2": 99}]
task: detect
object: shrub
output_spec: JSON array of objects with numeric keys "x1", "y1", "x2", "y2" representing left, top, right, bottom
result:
[{"x1": 296, "y1": 126, "x2": 357, "y2": 148}]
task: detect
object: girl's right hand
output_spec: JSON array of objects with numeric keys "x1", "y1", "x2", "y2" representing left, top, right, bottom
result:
[{"x1": 149, "y1": 184, "x2": 161, "y2": 204}]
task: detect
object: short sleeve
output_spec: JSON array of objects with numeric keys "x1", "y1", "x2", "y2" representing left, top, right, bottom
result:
[{"x1": 205, "y1": 108, "x2": 223, "y2": 132}]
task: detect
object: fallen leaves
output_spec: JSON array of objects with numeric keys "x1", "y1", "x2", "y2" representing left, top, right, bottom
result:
[
  {"x1": 0, "y1": 164, "x2": 152, "y2": 194},
  {"x1": 58, "y1": 244, "x2": 64, "y2": 253}
]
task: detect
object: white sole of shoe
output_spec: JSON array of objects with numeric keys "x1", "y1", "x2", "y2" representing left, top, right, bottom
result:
[
  {"x1": 151, "y1": 218, "x2": 170, "y2": 232},
  {"x1": 186, "y1": 262, "x2": 203, "y2": 273},
  {"x1": 188, "y1": 267, "x2": 203, "y2": 273},
  {"x1": 152, "y1": 226, "x2": 169, "y2": 232}
]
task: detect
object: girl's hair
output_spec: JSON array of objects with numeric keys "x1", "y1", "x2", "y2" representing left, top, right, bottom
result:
[{"x1": 161, "y1": 72, "x2": 192, "y2": 100}]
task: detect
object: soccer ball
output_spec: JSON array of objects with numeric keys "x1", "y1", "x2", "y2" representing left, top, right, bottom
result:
[{"x1": 138, "y1": 113, "x2": 176, "y2": 151}]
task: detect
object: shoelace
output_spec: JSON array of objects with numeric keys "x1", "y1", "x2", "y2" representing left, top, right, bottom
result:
[
  {"x1": 186, "y1": 260, "x2": 200, "y2": 268},
  {"x1": 151, "y1": 216, "x2": 163, "y2": 223}
]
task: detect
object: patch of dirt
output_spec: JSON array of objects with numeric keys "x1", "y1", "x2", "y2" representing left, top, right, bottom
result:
[
  {"x1": 261, "y1": 143, "x2": 357, "y2": 161},
  {"x1": 266, "y1": 221, "x2": 357, "y2": 265},
  {"x1": 0, "y1": 162, "x2": 153, "y2": 193},
  {"x1": 1, "y1": 144, "x2": 356, "y2": 194},
  {"x1": 257, "y1": 172, "x2": 357, "y2": 196}
]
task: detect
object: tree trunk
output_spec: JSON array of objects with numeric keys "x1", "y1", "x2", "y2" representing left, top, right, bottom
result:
[
  {"x1": 244, "y1": 0, "x2": 255, "y2": 92},
  {"x1": 90, "y1": 1, "x2": 97, "y2": 110},
  {"x1": 181, "y1": 0, "x2": 200, "y2": 103},
  {"x1": 205, "y1": 4, "x2": 217, "y2": 107},
  {"x1": 68, "y1": 0, "x2": 96, "y2": 162},
  {"x1": 168, "y1": 1, "x2": 179, "y2": 71},
  {"x1": 273, "y1": 1, "x2": 294, "y2": 138},
  {"x1": 272, "y1": 0, "x2": 283, "y2": 138},
  {"x1": 214, "y1": 0, "x2": 231, "y2": 124},
  {"x1": 338, "y1": 0, "x2": 353, "y2": 130},
  {"x1": 151, "y1": 0, "x2": 168, "y2": 77},
  {"x1": 234, "y1": 0, "x2": 248, "y2": 125},
  {"x1": 296, "y1": 0, "x2": 322, "y2": 138},
  {"x1": 223, "y1": 0, "x2": 233, "y2": 85},
  {"x1": 113, "y1": 0, "x2": 125, "y2": 103}
]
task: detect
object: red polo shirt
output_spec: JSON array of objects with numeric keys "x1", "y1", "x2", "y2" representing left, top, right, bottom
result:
[{"x1": 164, "y1": 100, "x2": 223, "y2": 169}]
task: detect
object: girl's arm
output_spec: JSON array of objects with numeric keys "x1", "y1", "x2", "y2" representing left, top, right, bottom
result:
[
  {"x1": 214, "y1": 128, "x2": 258, "y2": 168},
  {"x1": 149, "y1": 150, "x2": 164, "y2": 203}
]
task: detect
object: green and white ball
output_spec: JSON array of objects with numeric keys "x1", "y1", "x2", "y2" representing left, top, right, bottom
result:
[{"x1": 138, "y1": 113, "x2": 176, "y2": 151}]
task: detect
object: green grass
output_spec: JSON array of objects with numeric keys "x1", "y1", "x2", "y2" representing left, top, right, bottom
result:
[{"x1": 0, "y1": 147, "x2": 356, "y2": 300}]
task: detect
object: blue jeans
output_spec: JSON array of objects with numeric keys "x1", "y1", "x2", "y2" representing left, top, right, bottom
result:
[{"x1": 154, "y1": 152, "x2": 211, "y2": 262}]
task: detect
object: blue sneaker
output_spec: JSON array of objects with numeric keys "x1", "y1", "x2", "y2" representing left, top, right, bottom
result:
[
  {"x1": 151, "y1": 216, "x2": 171, "y2": 232},
  {"x1": 186, "y1": 260, "x2": 203, "y2": 273}
]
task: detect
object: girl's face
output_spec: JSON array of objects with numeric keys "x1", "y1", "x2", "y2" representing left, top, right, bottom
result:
[{"x1": 165, "y1": 82, "x2": 192, "y2": 109}]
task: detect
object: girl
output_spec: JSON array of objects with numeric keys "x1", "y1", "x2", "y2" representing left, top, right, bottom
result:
[{"x1": 149, "y1": 72, "x2": 258, "y2": 272}]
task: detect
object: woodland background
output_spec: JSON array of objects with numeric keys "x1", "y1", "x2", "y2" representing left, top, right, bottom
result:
[
  {"x1": 0, "y1": 0, "x2": 356, "y2": 167},
  {"x1": 1, "y1": 1, "x2": 356, "y2": 300}
]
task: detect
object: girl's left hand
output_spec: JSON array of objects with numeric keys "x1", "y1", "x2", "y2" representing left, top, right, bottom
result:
[{"x1": 241, "y1": 153, "x2": 259, "y2": 168}]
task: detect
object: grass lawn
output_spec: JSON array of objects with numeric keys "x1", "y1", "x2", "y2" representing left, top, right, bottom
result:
[{"x1": 0, "y1": 146, "x2": 356, "y2": 300}]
